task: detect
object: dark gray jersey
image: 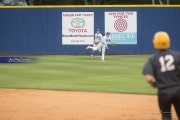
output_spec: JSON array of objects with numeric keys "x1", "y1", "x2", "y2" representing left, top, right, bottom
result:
[{"x1": 143, "y1": 50, "x2": 180, "y2": 89}]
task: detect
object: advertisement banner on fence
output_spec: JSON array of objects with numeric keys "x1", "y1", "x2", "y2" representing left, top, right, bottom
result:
[
  {"x1": 62, "y1": 12, "x2": 94, "y2": 45},
  {"x1": 105, "y1": 11, "x2": 137, "y2": 44}
]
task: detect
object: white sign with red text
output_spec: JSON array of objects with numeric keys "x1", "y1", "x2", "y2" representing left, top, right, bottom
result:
[{"x1": 62, "y1": 12, "x2": 94, "y2": 45}]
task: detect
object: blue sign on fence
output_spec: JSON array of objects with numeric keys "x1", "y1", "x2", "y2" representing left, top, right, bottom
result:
[{"x1": 0, "y1": 57, "x2": 34, "y2": 63}]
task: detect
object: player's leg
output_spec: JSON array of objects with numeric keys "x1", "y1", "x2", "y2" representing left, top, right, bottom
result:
[
  {"x1": 86, "y1": 43, "x2": 102, "y2": 59},
  {"x1": 98, "y1": 46, "x2": 101, "y2": 52},
  {"x1": 90, "y1": 43, "x2": 97, "y2": 59},
  {"x1": 86, "y1": 43, "x2": 100, "y2": 51},
  {"x1": 86, "y1": 45, "x2": 94, "y2": 59},
  {"x1": 101, "y1": 45, "x2": 105, "y2": 61},
  {"x1": 158, "y1": 90, "x2": 172, "y2": 120},
  {"x1": 90, "y1": 43, "x2": 98, "y2": 58},
  {"x1": 172, "y1": 86, "x2": 180, "y2": 119},
  {"x1": 88, "y1": 42, "x2": 101, "y2": 51},
  {"x1": 96, "y1": 42, "x2": 102, "y2": 51},
  {"x1": 90, "y1": 50, "x2": 94, "y2": 59}
]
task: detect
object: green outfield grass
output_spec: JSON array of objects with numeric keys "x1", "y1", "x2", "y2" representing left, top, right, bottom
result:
[{"x1": 0, "y1": 55, "x2": 157, "y2": 94}]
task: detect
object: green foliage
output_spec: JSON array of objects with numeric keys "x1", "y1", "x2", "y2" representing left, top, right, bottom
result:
[
  {"x1": 0, "y1": 55, "x2": 157, "y2": 94},
  {"x1": 31, "y1": 0, "x2": 180, "y2": 5}
]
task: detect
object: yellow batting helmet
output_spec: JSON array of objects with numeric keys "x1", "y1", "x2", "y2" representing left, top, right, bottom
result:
[{"x1": 153, "y1": 31, "x2": 170, "y2": 50}]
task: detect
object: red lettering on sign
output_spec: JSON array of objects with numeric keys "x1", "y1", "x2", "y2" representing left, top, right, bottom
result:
[
  {"x1": 69, "y1": 29, "x2": 87, "y2": 33},
  {"x1": 63, "y1": 14, "x2": 74, "y2": 16}
]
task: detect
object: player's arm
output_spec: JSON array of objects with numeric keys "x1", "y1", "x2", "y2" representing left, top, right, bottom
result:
[
  {"x1": 106, "y1": 36, "x2": 115, "y2": 45},
  {"x1": 145, "y1": 74, "x2": 157, "y2": 88},
  {"x1": 109, "y1": 39, "x2": 114, "y2": 44},
  {"x1": 108, "y1": 39, "x2": 115, "y2": 46},
  {"x1": 142, "y1": 58, "x2": 157, "y2": 88}
]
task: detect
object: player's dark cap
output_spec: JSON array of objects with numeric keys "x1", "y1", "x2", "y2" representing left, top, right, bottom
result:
[{"x1": 106, "y1": 32, "x2": 110, "y2": 34}]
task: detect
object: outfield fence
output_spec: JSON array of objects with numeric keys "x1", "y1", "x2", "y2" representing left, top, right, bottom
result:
[{"x1": 0, "y1": 5, "x2": 180, "y2": 55}]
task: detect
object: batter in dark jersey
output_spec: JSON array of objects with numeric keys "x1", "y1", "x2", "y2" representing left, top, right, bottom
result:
[{"x1": 142, "y1": 31, "x2": 180, "y2": 120}]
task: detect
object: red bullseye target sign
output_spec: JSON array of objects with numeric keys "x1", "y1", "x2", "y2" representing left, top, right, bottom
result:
[
  {"x1": 105, "y1": 11, "x2": 137, "y2": 44},
  {"x1": 114, "y1": 19, "x2": 128, "y2": 32}
]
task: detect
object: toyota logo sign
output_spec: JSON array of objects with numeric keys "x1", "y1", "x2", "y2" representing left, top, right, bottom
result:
[{"x1": 71, "y1": 18, "x2": 85, "y2": 28}]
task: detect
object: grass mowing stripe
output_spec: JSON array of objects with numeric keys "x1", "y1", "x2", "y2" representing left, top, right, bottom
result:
[{"x1": 0, "y1": 55, "x2": 156, "y2": 94}]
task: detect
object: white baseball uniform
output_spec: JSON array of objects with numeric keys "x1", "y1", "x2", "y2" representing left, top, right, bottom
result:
[
  {"x1": 94, "y1": 32, "x2": 103, "y2": 52},
  {"x1": 86, "y1": 33, "x2": 111, "y2": 61}
]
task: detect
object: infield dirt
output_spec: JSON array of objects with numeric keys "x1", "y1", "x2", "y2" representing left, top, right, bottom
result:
[{"x1": 0, "y1": 89, "x2": 178, "y2": 120}]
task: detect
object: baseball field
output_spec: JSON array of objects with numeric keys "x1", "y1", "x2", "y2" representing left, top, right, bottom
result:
[{"x1": 0, "y1": 55, "x2": 178, "y2": 120}]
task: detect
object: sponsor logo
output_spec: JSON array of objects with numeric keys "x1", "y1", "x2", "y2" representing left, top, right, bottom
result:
[
  {"x1": 0, "y1": 57, "x2": 34, "y2": 63},
  {"x1": 71, "y1": 18, "x2": 85, "y2": 28}
]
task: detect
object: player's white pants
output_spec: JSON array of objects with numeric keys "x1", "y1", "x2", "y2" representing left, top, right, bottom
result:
[
  {"x1": 92, "y1": 43, "x2": 101, "y2": 52},
  {"x1": 101, "y1": 45, "x2": 106, "y2": 61},
  {"x1": 89, "y1": 42, "x2": 102, "y2": 51},
  {"x1": 88, "y1": 43, "x2": 106, "y2": 61}
]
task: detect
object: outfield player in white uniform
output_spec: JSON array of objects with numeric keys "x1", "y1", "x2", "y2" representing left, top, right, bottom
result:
[
  {"x1": 86, "y1": 32, "x2": 113, "y2": 62},
  {"x1": 89, "y1": 29, "x2": 103, "y2": 59}
]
